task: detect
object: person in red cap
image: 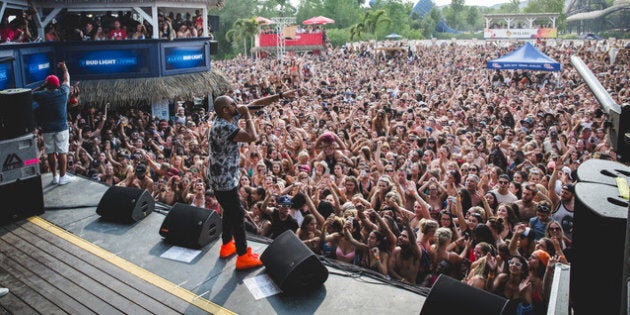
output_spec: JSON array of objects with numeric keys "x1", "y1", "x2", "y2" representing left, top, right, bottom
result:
[{"x1": 33, "y1": 61, "x2": 74, "y2": 185}]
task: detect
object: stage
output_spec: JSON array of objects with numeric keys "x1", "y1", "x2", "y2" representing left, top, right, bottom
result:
[{"x1": 0, "y1": 173, "x2": 425, "y2": 314}]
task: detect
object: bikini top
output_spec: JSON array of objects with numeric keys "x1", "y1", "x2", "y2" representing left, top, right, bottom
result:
[{"x1": 336, "y1": 246, "x2": 355, "y2": 264}]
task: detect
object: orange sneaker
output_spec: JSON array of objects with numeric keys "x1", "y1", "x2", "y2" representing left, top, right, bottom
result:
[
  {"x1": 235, "y1": 247, "x2": 263, "y2": 270},
  {"x1": 219, "y1": 240, "x2": 236, "y2": 258}
]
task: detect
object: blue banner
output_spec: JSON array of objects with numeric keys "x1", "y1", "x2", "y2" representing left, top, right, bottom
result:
[
  {"x1": 0, "y1": 62, "x2": 15, "y2": 90},
  {"x1": 23, "y1": 52, "x2": 53, "y2": 85},
  {"x1": 164, "y1": 46, "x2": 206, "y2": 70},
  {"x1": 67, "y1": 49, "x2": 150, "y2": 76}
]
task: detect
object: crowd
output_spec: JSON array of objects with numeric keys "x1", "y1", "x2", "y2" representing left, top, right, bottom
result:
[
  {"x1": 0, "y1": 8, "x2": 210, "y2": 43},
  {"x1": 34, "y1": 37, "x2": 629, "y2": 313}
]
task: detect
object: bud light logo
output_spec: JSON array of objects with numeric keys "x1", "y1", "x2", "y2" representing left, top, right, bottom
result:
[
  {"x1": 492, "y1": 63, "x2": 502, "y2": 69},
  {"x1": 543, "y1": 63, "x2": 554, "y2": 70}
]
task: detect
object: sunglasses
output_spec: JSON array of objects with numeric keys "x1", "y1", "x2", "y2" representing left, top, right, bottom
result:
[
  {"x1": 499, "y1": 181, "x2": 509, "y2": 185},
  {"x1": 549, "y1": 227, "x2": 561, "y2": 231}
]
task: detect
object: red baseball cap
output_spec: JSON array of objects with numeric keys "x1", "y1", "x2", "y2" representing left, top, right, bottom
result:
[{"x1": 45, "y1": 75, "x2": 60, "y2": 88}]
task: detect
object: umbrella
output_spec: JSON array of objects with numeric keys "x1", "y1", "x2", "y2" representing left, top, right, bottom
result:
[
  {"x1": 255, "y1": 17, "x2": 274, "y2": 25},
  {"x1": 302, "y1": 16, "x2": 335, "y2": 25},
  {"x1": 385, "y1": 33, "x2": 403, "y2": 40}
]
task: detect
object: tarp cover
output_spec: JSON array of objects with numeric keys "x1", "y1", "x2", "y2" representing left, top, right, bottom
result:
[{"x1": 487, "y1": 42, "x2": 561, "y2": 71}]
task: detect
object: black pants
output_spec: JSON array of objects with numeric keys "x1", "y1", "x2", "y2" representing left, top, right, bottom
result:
[{"x1": 214, "y1": 187, "x2": 247, "y2": 256}]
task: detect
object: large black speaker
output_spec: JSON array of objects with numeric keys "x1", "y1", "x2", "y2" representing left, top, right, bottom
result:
[
  {"x1": 576, "y1": 158, "x2": 630, "y2": 187},
  {"x1": 420, "y1": 274, "x2": 513, "y2": 315},
  {"x1": 209, "y1": 41, "x2": 218, "y2": 55},
  {"x1": 208, "y1": 15, "x2": 220, "y2": 32},
  {"x1": 0, "y1": 175, "x2": 43, "y2": 225},
  {"x1": 159, "y1": 203, "x2": 222, "y2": 249},
  {"x1": 260, "y1": 230, "x2": 328, "y2": 292},
  {"x1": 573, "y1": 182, "x2": 629, "y2": 315},
  {"x1": 0, "y1": 88, "x2": 35, "y2": 141},
  {"x1": 96, "y1": 186, "x2": 154, "y2": 223}
]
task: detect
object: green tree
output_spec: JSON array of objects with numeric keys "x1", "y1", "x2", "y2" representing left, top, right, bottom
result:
[
  {"x1": 501, "y1": 0, "x2": 521, "y2": 13},
  {"x1": 225, "y1": 18, "x2": 259, "y2": 58},
  {"x1": 321, "y1": 0, "x2": 361, "y2": 29},
  {"x1": 421, "y1": 13, "x2": 437, "y2": 38},
  {"x1": 380, "y1": 0, "x2": 412, "y2": 35},
  {"x1": 524, "y1": 0, "x2": 564, "y2": 13},
  {"x1": 451, "y1": 0, "x2": 465, "y2": 13},
  {"x1": 296, "y1": 0, "x2": 325, "y2": 25},
  {"x1": 257, "y1": 0, "x2": 297, "y2": 17},
  {"x1": 443, "y1": 6, "x2": 459, "y2": 30},
  {"x1": 209, "y1": 0, "x2": 257, "y2": 58},
  {"x1": 409, "y1": 11, "x2": 423, "y2": 30},
  {"x1": 466, "y1": 6, "x2": 480, "y2": 32},
  {"x1": 349, "y1": 9, "x2": 391, "y2": 41}
]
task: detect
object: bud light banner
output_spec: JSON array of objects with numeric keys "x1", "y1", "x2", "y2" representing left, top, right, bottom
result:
[
  {"x1": 22, "y1": 52, "x2": 53, "y2": 86},
  {"x1": 0, "y1": 61, "x2": 15, "y2": 90},
  {"x1": 161, "y1": 42, "x2": 209, "y2": 75},
  {"x1": 66, "y1": 48, "x2": 152, "y2": 79}
]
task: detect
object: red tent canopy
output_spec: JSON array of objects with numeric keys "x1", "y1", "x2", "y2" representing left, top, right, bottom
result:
[{"x1": 302, "y1": 16, "x2": 335, "y2": 25}]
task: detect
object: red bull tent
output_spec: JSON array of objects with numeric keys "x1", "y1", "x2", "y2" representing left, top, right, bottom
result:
[{"x1": 487, "y1": 42, "x2": 561, "y2": 71}]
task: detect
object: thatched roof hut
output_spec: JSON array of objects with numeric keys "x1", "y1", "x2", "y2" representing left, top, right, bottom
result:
[{"x1": 77, "y1": 68, "x2": 231, "y2": 105}]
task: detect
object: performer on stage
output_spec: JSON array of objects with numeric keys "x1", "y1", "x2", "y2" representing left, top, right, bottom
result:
[{"x1": 208, "y1": 90, "x2": 295, "y2": 270}]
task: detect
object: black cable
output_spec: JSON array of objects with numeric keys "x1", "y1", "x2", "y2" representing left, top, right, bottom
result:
[{"x1": 318, "y1": 255, "x2": 430, "y2": 296}]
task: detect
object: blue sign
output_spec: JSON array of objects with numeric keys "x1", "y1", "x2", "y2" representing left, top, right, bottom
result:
[
  {"x1": 164, "y1": 46, "x2": 206, "y2": 70},
  {"x1": 0, "y1": 62, "x2": 15, "y2": 90},
  {"x1": 67, "y1": 49, "x2": 151, "y2": 76},
  {"x1": 23, "y1": 52, "x2": 53, "y2": 85}
]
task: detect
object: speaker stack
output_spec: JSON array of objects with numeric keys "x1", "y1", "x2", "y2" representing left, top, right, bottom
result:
[
  {"x1": 573, "y1": 159, "x2": 630, "y2": 315},
  {"x1": 159, "y1": 203, "x2": 222, "y2": 249},
  {"x1": 0, "y1": 88, "x2": 43, "y2": 225},
  {"x1": 260, "y1": 230, "x2": 328, "y2": 292},
  {"x1": 96, "y1": 186, "x2": 154, "y2": 223}
]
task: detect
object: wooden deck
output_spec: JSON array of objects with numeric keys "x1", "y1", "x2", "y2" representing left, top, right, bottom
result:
[{"x1": 0, "y1": 218, "x2": 208, "y2": 314}]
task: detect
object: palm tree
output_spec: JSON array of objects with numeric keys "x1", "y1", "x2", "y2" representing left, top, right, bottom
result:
[
  {"x1": 226, "y1": 18, "x2": 259, "y2": 57},
  {"x1": 349, "y1": 23, "x2": 364, "y2": 41},
  {"x1": 350, "y1": 10, "x2": 391, "y2": 42}
]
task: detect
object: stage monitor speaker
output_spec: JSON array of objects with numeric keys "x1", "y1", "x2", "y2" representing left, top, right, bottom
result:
[
  {"x1": 96, "y1": 186, "x2": 154, "y2": 223},
  {"x1": 0, "y1": 88, "x2": 35, "y2": 141},
  {"x1": 0, "y1": 175, "x2": 43, "y2": 225},
  {"x1": 576, "y1": 158, "x2": 630, "y2": 187},
  {"x1": 572, "y1": 182, "x2": 629, "y2": 315},
  {"x1": 209, "y1": 41, "x2": 218, "y2": 55},
  {"x1": 159, "y1": 203, "x2": 221, "y2": 249},
  {"x1": 420, "y1": 274, "x2": 513, "y2": 315},
  {"x1": 260, "y1": 230, "x2": 328, "y2": 292}
]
